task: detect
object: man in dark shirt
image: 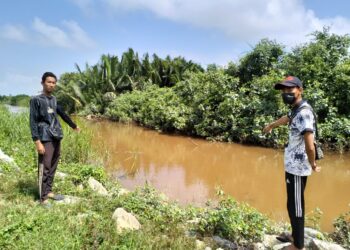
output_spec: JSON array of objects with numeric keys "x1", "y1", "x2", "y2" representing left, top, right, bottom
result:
[{"x1": 30, "y1": 72, "x2": 80, "y2": 205}]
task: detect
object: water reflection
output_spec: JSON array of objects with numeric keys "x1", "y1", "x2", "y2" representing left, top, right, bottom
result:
[{"x1": 5, "y1": 104, "x2": 28, "y2": 114}]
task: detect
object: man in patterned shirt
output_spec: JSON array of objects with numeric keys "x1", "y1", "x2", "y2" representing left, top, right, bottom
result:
[{"x1": 263, "y1": 76, "x2": 321, "y2": 250}]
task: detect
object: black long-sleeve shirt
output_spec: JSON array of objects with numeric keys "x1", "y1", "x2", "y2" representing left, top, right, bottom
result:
[{"x1": 30, "y1": 94, "x2": 77, "y2": 141}]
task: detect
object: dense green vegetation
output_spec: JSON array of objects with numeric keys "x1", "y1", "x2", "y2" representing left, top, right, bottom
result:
[
  {"x1": 56, "y1": 28, "x2": 350, "y2": 152},
  {"x1": 0, "y1": 94, "x2": 30, "y2": 107}
]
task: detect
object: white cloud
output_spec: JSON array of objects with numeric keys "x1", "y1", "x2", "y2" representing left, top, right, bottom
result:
[
  {"x1": 63, "y1": 20, "x2": 95, "y2": 48},
  {"x1": 33, "y1": 17, "x2": 72, "y2": 48},
  {"x1": 102, "y1": 0, "x2": 350, "y2": 47},
  {"x1": 1, "y1": 24, "x2": 27, "y2": 42},
  {"x1": 1, "y1": 18, "x2": 95, "y2": 49},
  {"x1": 32, "y1": 17, "x2": 95, "y2": 49},
  {"x1": 69, "y1": 0, "x2": 96, "y2": 16}
]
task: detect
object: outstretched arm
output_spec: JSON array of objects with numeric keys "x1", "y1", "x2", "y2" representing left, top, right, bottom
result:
[
  {"x1": 263, "y1": 115, "x2": 290, "y2": 134},
  {"x1": 56, "y1": 104, "x2": 80, "y2": 131}
]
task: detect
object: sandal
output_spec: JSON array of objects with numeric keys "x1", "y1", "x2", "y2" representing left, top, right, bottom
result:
[
  {"x1": 276, "y1": 232, "x2": 293, "y2": 243},
  {"x1": 48, "y1": 193, "x2": 65, "y2": 201}
]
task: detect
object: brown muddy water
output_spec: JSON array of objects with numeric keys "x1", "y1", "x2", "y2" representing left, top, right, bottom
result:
[{"x1": 85, "y1": 119, "x2": 350, "y2": 232}]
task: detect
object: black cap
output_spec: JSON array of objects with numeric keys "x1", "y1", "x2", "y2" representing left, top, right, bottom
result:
[{"x1": 274, "y1": 76, "x2": 303, "y2": 90}]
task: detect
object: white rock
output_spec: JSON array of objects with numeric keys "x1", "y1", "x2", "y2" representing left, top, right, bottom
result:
[
  {"x1": 195, "y1": 240, "x2": 206, "y2": 250},
  {"x1": 56, "y1": 171, "x2": 68, "y2": 179},
  {"x1": 0, "y1": 149, "x2": 14, "y2": 163},
  {"x1": 55, "y1": 195, "x2": 82, "y2": 205},
  {"x1": 253, "y1": 242, "x2": 266, "y2": 250},
  {"x1": 88, "y1": 177, "x2": 109, "y2": 196},
  {"x1": 112, "y1": 208, "x2": 141, "y2": 233},
  {"x1": 215, "y1": 248, "x2": 224, "y2": 250},
  {"x1": 304, "y1": 227, "x2": 325, "y2": 240},
  {"x1": 272, "y1": 243, "x2": 291, "y2": 250},
  {"x1": 204, "y1": 247, "x2": 212, "y2": 250},
  {"x1": 310, "y1": 239, "x2": 345, "y2": 250},
  {"x1": 212, "y1": 236, "x2": 237, "y2": 250},
  {"x1": 262, "y1": 234, "x2": 280, "y2": 248}
]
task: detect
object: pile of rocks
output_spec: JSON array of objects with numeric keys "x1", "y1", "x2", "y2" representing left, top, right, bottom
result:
[{"x1": 253, "y1": 228, "x2": 345, "y2": 250}]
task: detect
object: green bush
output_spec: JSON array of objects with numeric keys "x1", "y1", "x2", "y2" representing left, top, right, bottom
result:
[
  {"x1": 197, "y1": 197, "x2": 270, "y2": 245},
  {"x1": 106, "y1": 86, "x2": 190, "y2": 132},
  {"x1": 331, "y1": 211, "x2": 350, "y2": 249}
]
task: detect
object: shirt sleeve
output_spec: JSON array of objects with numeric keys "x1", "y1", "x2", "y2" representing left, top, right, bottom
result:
[
  {"x1": 56, "y1": 104, "x2": 77, "y2": 129},
  {"x1": 295, "y1": 109, "x2": 314, "y2": 135},
  {"x1": 29, "y1": 97, "x2": 40, "y2": 141}
]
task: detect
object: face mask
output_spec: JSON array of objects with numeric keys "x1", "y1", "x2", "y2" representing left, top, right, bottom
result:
[{"x1": 282, "y1": 93, "x2": 296, "y2": 105}]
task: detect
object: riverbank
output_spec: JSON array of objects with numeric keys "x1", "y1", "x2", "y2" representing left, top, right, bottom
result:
[{"x1": 0, "y1": 106, "x2": 348, "y2": 249}]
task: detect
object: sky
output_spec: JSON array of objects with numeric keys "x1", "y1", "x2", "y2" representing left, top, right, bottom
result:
[{"x1": 1, "y1": 0, "x2": 350, "y2": 95}]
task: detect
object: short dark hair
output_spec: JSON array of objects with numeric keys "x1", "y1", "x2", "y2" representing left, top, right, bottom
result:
[{"x1": 41, "y1": 72, "x2": 57, "y2": 83}]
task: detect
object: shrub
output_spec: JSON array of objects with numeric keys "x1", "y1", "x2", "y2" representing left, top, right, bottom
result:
[{"x1": 331, "y1": 211, "x2": 350, "y2": 249}]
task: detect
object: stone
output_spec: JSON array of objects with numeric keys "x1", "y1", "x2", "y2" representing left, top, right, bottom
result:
[
  {"x1": 204, "y1": 247, "x2": 212, "y2": 250},
  {"x1": 195, "y1": 239, "x2": 206, "y2": 250},
  {"x1": 112, "y1": 208, "x2": 141, "y2": 233},
  {"x1": 262, "y1": 234, "x2": 280, "y2": 248},
  {"x1": 55, "y1": 195, "x2": 82, "y2": 205},
  {"x1": 212, "y1": 236, "x2": 237, "y2": 250},
  {"x1": 304, "y1": 227, "x2": 325, "y2": 240},
  {"x1": 88, "y1": 177, "x2": 109, "y2": 196},
  {"x1": 56, "y1": 171, "x2": 68, "y2": 179},
  {"x1": 272, "y1": 243, "x2": 291, "y2": 250},
  {"x1": 309, "y1": 239, "x2": 345, "y2": 250},
  {"x1": 253, "y1": 243, "x2": 265, "y2": 250},
  {"x1": 0, "y1": 149, "x2": 15, "y2": 164}
]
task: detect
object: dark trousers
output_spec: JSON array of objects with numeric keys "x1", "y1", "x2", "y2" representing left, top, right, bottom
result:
[
  {"x1": 285, "y1": 172, "x2": 308, "y2": 249},
  {"x1": 38, "y1": 140, "x2": 61, "y2": 201}
]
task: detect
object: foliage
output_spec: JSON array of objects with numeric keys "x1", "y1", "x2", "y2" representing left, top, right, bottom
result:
[
  {"x1": 103, "y1": 29, "x2": 350, "y2": 151},
  {"x1": 238, "y1": 39, "x2": 284, "y2": 83},
  {"x1": 106, "y1": 85, "x2": 190, "y2": 132},
  {"x1": 331, "y1": 211, "x2": 350, "y2": 249},
  {"x1": 116, "y1": 185, "x2": 186, "y2": 228},
  {"x1": 282, "y1": 27, "x2": 350, "y2": 119},
  {"x1": 60, "y1": 121, "x2": 96, "y2": 164},
  {"x1": 0, "y1": 95, "x2": 30, "y2": 107},
  {"x1": 306, "y1": 207, "x2": 323, "y2": 231},
  {"x1": 197, "y1": 197, "x2": 270, "y2": 245},
  {"x1": 56, "y1": 49, "x2": 203, "y2": 114}
]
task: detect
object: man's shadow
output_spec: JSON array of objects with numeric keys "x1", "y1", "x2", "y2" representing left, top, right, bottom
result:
[{"x1": 17, "y1": 178, "x2": 39, "y2": 200}]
